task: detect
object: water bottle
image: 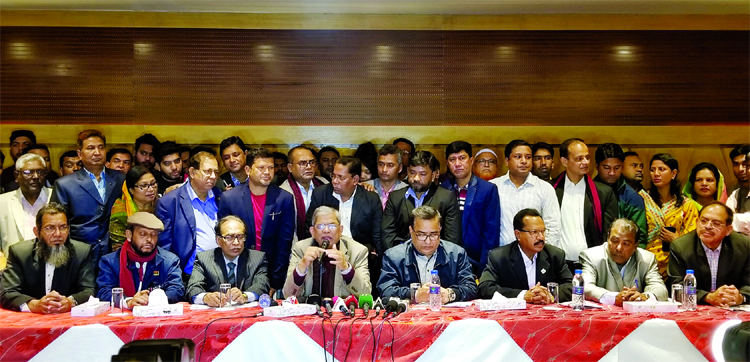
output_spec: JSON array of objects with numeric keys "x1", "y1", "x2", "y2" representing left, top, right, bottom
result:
[
  {"x1": 429, "y1": 270, "x2": 442, "y2": 312},
  {"x1": 572, "y1": 269, "x2": 585, "y2": 311},
  {"x1": 683, "y1": 269, "x2": 697, "y2": 311}
]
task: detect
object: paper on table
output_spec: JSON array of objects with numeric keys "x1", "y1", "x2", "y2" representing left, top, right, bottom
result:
[
  {"x1": 443, "y1": 301, "x2": 474, "y2": 308},
  {"x1": 560, "y1": 300, "x2": 604, "y2": 309}
]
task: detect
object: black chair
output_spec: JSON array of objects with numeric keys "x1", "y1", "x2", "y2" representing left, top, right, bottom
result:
[{"x1": 112, "y1": 339, "x2": 194, "y2": 362}]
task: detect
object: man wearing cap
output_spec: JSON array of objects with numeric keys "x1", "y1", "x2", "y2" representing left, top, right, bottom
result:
[
  {"x1": 472, "y1": 148, "x2": 499, "y2": 181},
  {"x1": 97, "y1": 212, "x2": 185, "y2": 308}
]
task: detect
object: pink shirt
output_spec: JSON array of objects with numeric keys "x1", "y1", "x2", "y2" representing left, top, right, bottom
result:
[{"x1": 251, "y1": 193, "x2": 267, "y2": 251}]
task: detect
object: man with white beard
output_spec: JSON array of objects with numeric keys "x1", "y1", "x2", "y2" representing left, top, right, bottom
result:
[{"x1": 0, "y1": 203, "x2": 96, "y2": 313}]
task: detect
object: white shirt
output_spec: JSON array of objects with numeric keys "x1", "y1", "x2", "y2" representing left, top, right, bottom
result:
[
  {"x1": 559, "y1": 174, "x2": 588, "y2": 261},
  {"x1": 726, "y1": 188, "x2": 750, "y2": 235},
  {"x1": 296, "y1": 181, "x2": 316, "y2": 212},
  {"x1": 515, "y1": 248, "x2": 537, "y2": 299},
  {"x1": 20, "y1": 188, "x2": 49, "y2": 241},
  {"x1": 491, "y1": 173, "x2": 561, "y2": 246},
  {"x1": 333, "y1": 187, "x2": 357, "y2": 238}
]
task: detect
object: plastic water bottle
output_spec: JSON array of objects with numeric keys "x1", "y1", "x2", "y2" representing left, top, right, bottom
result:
[
  {"x1": 572, "y1": 269, "x2": 585, "y2": 311},
  {"x1": 684, "y1": 269, "x2": 697, "y2": 311},
  {"x1": 429, "y1": 270, "x2": 442, "y2": 312}
]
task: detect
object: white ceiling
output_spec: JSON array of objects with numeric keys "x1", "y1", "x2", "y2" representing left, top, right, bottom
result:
[{"x1": 1, "y1": 0, "x2": 748, "y2": 14}]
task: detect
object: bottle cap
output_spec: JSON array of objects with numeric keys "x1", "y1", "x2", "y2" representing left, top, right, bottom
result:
[
  {"x1": 686, "y1": 269, "x2": 694, "y2": 274},
  {"x1": 431, "y1": 270, "x2": 438, "y2": 274},
  {"x1": 575, "y1": 269, "x2": 582, "y2": 274}
]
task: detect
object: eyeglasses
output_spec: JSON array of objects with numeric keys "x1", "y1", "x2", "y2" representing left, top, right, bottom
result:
[
  {"x1": 41, "y1": 225, "x2": 69, "y2": 234},
  {"x1": 315, "y1": 223, "x2": 339, "y2": 231},
  {"x1": 414, "y1": 232, "x2": 440, "y2": 241},
  {"x1": 698, "y1": 218, "x2": 726, "y2": 229},
  {"x1": 220, "y1": 234, "x2": 246, "y2": 243},
  {"x1": 475, "y1": 159, "x2": 497, "y2": 166},
  {"x1": 20, "y1": 169, "x2": 48, "y2": 178},
  {"x1": 199, "y1": 169, "x2": 220, "y2": 177},
  {"x1": 519, "y1": 229, "x2": 546, "y2": 237},
  {"x1": 295, "y1": 160, "x2": 317, "y2": 168},
  {"x1": 134, "y1": 181, "x2": 157, "y2": 191}
]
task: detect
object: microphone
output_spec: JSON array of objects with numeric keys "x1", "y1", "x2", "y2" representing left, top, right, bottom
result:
[
  {"x1": 358, "y1": 294, "x2": 373, "y2": 317},
  {"x1": 373, "y1": 297, "x2": 384, "y2": 317},
  {"x1": 384, "y1": 299, "x2": 399, "y2": 318},
  {"x1": 345, "y1": 295, "x2": 359, "y2": 316},
  {"x1": 395, "y1": 300, "x2": 407, "y2": 317},
  {"x1": 332, "y1": 296, "x2": 350, "y2": 316},
  {"x1": 318, "y1": 239, "x2": 330, "y2": 263},
  {"x1": 307, "y1": 294, "x2": 325, "y2": 318},
  {"x1": 322, "y1": 298, "x2": 334, "y2": 317}
]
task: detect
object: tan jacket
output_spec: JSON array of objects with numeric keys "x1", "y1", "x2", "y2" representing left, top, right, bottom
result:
[
  {"x1": 580, "y1": 244, "x2": 668, "y2": 302},
  {"x1": 282, "y1": 235, "x2": 371, "y2": 300}
]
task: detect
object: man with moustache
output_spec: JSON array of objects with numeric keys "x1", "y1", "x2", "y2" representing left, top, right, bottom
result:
[
  {"x1": 153, "y1": 141, "x2": 184, "y2": 195},
  {"x1": 552, "y1": 138, "x2": 618, "y2": 272},
  {"x1": 364, "y1": 145, "x2": 408, "y2": 209},
  {"x1": 218, "y1": 147, "x2": 294, "y2": 298},
  {"x1": 382, "y1": 150, "x2": 461, "y2": 249},
  {"x1": 1, "y1": 130, "x2": 36, "y2": 190},
  {"x1": 479, "y1": 209, "x2": 573, "y2": 304},
  {"x1": 52, "y1": 130, "x2": 125, "y2": 263},
  {"x1": 218, "y1": 136, "x2": 248, "y2": 191},
  {"x1": 59, "y1": 151, "x2": 82, "y2": 177},
  {"x1": 187, "y1": 216, "x2": 270, "y2": 306},
  {"x1": 106, "y1": 148, "x2": 133, "y2": 174},
  {"x1": 0, "y1": 203, "x2": 96, "y2": 313},
  {"x1": 668, "y1": 201, "x2": 750, "y2": 306},
  {"x1": 441, "y1": 141, "x2": 500, "y2": 275},
  {"x1": 284, "y1": 206, "x2": 371, "y2": 300},
  {"x1": 0, "y1": 154, "x2": 53, "y2": 265},
  {"x1": 272, "y1": 152, "x2": 289, "y2": 186},
  {"x1": 317, "y1": 146, "x2": 340, "y2": 182},
  {"x1": 621, "y1": 151, "x2": 645, "y2": 192},
  {"x1": 580, "y1": 218, "x2": 667, "y2": 306},
  {"x1": 4, "y1": 145, "x2": 59, "y2": 192},
  {"x1": 531, "y1": 142, "x2": 555, "y2": 183},
  {"x1": 472, "y1": 148, "x2": 499, "y2": 181},
  {"x1": 133, "y1": 133, "x2": 160, "y2": 171},
  {"x1": 97, "y1": 212, "x2": 184, "y2": 307},
  {"x1": 280, "y1": 146, "x2": 329, "y2": 241},
  {"x1": 726, "y1": 145, "x2": 750, "y2": 235}
]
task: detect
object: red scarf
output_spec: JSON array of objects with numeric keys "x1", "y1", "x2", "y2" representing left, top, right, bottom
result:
[
  {"x1": 553, "y1": 173, "x2": 603, "y2": 235},
  {"x1": 119, "y1": 239, "x2": 157, "y2": 297},
  {"x1": 286, "y1": 173, "x2": 324, "y2": 240}
]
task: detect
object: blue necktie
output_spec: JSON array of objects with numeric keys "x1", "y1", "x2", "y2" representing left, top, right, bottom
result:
[{"x1": 227, "y1": 262, "x2": 236, "y2": 286}]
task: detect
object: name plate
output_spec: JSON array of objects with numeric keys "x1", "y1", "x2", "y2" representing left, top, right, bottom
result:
[
  {"x1": 477, "y1": 299, "x2": 526, "y2": 311},
  {"x1": 133, "y1": 304, "x2": 184, "y2": 317},
  {"x1": 263, "y1": 304, "x2": 317, "y2": 318},
  {"x1": 623, "y1": 301, "x2": 680, "y2": 313}
]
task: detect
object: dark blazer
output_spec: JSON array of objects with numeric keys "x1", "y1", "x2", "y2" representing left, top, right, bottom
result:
[
  {"x1": 382, "y1": 185, "x2": 461, "y2": 250},
  {"x1": 0, "y1": 239, "x2": 96, "y2": 311},
  {"x1": 667, "y1": 231, "x2": 750, "y2": 304},
  {"x1": 96, "y1": 247, "x2": 185, "y2": 303},
  {"x1": 440, "y1": 175, "x2": 501, "y2": 273},
  {"x1": 217, "y1": 184, "x2": 294, "y2": 290},
  {"x1": 51, "y1": 168, "x2": 125, "y2": 260},
  {"x1": 305, "y1": 184, "x2": 384, "y2": 253},
  {"x1": 478, "y1": 241, "x2": 573, "y2": 301},
  {"x1": 155, "y1": 182, "x2": 222, "y2": 274},
  {"x1": 553, "y1": 174, "x2": 619, "y2": 249},
  {"x1": 186, "y1": 248, "x2": 270, "y2": 303}
]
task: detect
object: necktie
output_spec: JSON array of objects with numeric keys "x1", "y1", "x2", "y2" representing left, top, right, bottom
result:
[{"x1": 227, "y1": 261, "x2": 236, "y2": 286}]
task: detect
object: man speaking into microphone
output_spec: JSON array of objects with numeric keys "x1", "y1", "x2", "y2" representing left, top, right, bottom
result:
[{"x1": 283, "y1": 206, "x2": 371, "y2": 301}]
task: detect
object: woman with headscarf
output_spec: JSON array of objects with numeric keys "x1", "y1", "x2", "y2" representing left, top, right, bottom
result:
[
  {"x1": 681, "y1": 162, "x2": 728, "y2": 209},
  {"x1": 109, "y1": 165, "x2": 158, "y2": 251}
]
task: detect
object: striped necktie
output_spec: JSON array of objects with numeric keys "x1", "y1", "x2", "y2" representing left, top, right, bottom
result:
[{"x1": 227, "y1": 262, "x2": 236, "y2": 286}]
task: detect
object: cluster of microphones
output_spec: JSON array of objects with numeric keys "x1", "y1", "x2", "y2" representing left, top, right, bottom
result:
[{"x1": 306, "y1": 294, "x2": 408, "y2": 318}]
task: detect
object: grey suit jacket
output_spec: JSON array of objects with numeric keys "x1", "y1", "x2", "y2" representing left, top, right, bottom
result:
[
  {"x1": 580, "y1": 245, "x2": 668, "y2": 302},
  {"x1": 0, "y1": 239, "x2": 96, "y2": 311},
  {"x1": 186, "y1": 248, "x2": 270, "y2": 302}
]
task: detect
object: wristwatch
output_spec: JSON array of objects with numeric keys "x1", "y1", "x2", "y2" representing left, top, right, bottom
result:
[
  {"x1": 743, "y1": 294, "x2": 748, "y2": 305},
  {"x1": 67, "y1": 296, "x2": 78, "y2": 307},
  {"x1": 448, "y1": 288, "x2": 456, "y2": 302}
]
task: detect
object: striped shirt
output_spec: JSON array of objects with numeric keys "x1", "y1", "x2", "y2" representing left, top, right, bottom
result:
[
  {"x1": 84, "y1": 168, "x2": 107, "y2": 202},
  {"x1": 700, "y1": 242, "x2": 722, "y2": 292}
]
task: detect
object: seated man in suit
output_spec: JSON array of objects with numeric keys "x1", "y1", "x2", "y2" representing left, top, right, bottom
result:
[
  {"x1": 187, "y1": 216, "x2": 270, "y2": 306},
  {"x1": 218, "y1": 147, "x2": 294, "y2": 298},
  {"x1": 479, "y1": 208, "x2": 573, "y2": 304},
  {"x1": 378, "y1": 206, "x2": 477, "y2": 303},
  {"x1": 97, "y1": 212, "x2": 184, "y2": 308},
  {"x1": 382, "y1": 150, "x2": 461, "y2": 249},
  {"x1": 0, "y1": 203, "x2": 95, "y2": 313},
  {"x1": 283, "y1": 206, "x2": 371, "y2": 301},
  {"x1": 579, "y1": 218, "x2": 667, "y2": 306},
  {"x1": 668, "y1": 201, "x2": 750, "y2": 306}
]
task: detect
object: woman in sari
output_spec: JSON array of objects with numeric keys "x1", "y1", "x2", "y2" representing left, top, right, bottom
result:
[
  {"x1": 109, "y1": 165, "x2": 158, "y2": 251},
  {"x1": 681, "y1": 162, "x2": 728, "y2": 209},
  {"x1": 639, "y1": 153, "x2": 700, "y2": 278}
]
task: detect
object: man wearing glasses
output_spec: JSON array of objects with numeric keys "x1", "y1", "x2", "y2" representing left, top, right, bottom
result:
[
  {"x1": 188, "y1": 216, "x2": 269, "y2": 306},
  {"x1": 280, "y1": 146, "x2": 329, "y2": 241},
  {"x1": 283, "y1": 206, "x2": 370, "y2": 301},
  {"x1": 378, "y1": 206, "x2": 477, "y2": 303},
  {"x1": 478, "y1": 208, "x2": 572, "y2": 304},
  {"x1": 0, "y1": 153, "x2": 53, "y2": 265},
  {"x1": 472, "y1": 148, "x2": 499, "y2": 181}
]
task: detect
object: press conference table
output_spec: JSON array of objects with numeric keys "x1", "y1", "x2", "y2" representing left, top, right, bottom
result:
[{"x1": 0, "y1": 303, "x2": 748, "y2": 362}]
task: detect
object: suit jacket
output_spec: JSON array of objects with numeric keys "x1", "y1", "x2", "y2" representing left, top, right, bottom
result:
[
  {"x1": 279, "y1": 176, "x2": 329, "y2": 241},
  {"x1": 155, "y1": 182, "x2": 222, "y2": 274},
  {"x1": 96, "y1": 247, "x2": 185, "y2": 303},
  {"x1": 667, "y1": 231, "x2": 750, "y2": 304},
  {"x1": 553, "y1": 174, "x2": 619, "y2": 249},
  {"x1": 580, "y1": 245, "x2": 668, "y2": 302},
  {"x1": 51, "y1": 168, "x2": 125, "y2": 259},
  {"x1": 478, "y1": 241, "x2": 573, "y2": 301},
  {"x1": 441, "y1": 175, "x2": 501, "y2": 273},
  {"x1": 305, "y1": 184, "x2": 383, "y2": 253},
  {"x1": 217, "y1": 184, "x2": 294, "y2": 290},
  {"x1": 0, "y1": 239, "x2": 96, "y2": 311},
  {"x1": 186, "y1": 248, "x2": 270, "y2": 302},
  {"x1": 282, "y1": 236, "x2": 371, "y2": 300},
  {"x1": 0, "y1": 187, "x2": 52, "y2": 255},
  {"x1": 382, "y1": 185, "x2": 461, "y2": 250}
]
